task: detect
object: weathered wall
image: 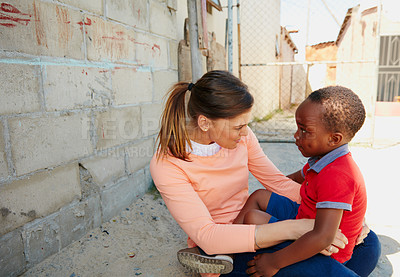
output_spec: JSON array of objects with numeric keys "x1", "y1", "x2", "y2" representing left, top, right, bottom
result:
[
  {"x1": 0, "y1": 0, "x2": 178, "y2": 276},
  {"x1": 336, "y1": 4, "x2": 400, "y2": 145},
  {"x1": 336, "y1": 6, "x2": 377, "y2": 144}
]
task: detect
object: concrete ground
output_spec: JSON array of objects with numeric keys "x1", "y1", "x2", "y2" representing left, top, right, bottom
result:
[{"x1": 22, "y1": 143, "x2": 400, "y2": 277}]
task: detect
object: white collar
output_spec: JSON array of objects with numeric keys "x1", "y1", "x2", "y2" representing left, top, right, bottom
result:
[{"x1": 187, "y1": 140, "x2": 221, "y2": 156}]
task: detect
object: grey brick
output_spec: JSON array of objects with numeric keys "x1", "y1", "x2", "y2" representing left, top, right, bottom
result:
[{"x1": 0, "y1": 229, "x2": 26, "y2": 277}]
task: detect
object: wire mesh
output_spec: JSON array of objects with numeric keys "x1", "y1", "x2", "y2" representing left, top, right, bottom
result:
[{"x1": 239, "y1": 0, "x2": 382, "y2": 142}]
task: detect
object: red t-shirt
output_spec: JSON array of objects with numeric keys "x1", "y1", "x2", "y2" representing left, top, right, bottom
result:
[{"x1": 296, "y1": 152, "x2": 367, "y2": 263}]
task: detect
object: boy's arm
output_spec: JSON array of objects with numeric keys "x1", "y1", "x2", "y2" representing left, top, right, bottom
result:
[
  {"x1": 286, "y1": 169, "x2": 305, "y2": 184},
  {"x1": 247, "y1": 209, "x2": 343, "y2": 276}
]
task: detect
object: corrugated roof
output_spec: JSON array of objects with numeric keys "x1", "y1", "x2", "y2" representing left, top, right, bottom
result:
[
  {"x1": 309, "y1": 41, "x2": 336, "y2": 49},
  {"x1": 281, "y1": 26, "x2": 298, "y2": 53},
  {"x1": 335, "y1": 6, "x2": 357, "y2": 45}
]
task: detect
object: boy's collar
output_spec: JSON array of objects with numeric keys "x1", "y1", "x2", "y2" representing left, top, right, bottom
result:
[{"x1": 308, "y1": 144, "x2": 350, "y2": 173}]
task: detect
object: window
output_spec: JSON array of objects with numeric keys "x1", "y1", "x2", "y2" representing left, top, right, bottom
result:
[
  {"x1": 207, "y1": 0, "x2": 222, "y2": 11},
  {"x1": 377, "y1": 35, "x2": 400, "y2": 102}
]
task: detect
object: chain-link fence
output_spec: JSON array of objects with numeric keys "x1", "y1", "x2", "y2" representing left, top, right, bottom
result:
[{"x1": 239, "y1": 0, "x2": 387, "y2": 143}]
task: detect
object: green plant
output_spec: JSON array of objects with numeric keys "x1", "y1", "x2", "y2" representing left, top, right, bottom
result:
[{"x1": 252, "y1": 109, "x2": 283, "y2": 123}]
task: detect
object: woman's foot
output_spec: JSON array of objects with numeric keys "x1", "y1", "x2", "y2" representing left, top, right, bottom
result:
[{"x1": 177, "y1": 247, "x2": 234, "y2": 274}]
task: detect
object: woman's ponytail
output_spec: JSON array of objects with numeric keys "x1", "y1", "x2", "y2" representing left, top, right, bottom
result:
[{"x1": 156, "y1": 82, "x2": 191, "y2": 161}]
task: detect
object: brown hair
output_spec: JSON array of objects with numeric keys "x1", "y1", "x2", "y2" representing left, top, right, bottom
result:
[{"x1": 156, "y1": 70, "x2": 254, "y2": 161}]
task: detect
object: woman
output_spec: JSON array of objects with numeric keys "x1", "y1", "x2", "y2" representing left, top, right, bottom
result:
[{"x1": 150, "y1": 70, "x2": 380, "y2": 276}]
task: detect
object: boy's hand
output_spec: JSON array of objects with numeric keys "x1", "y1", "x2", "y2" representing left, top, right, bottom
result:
[{"x1": 246, "y1": 253, "x2": 279, "y2": 277}]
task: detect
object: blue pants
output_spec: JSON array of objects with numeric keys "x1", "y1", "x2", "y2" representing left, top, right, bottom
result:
[{"x1": 224, "y1": 193, "x2": 381, "y2": 276}]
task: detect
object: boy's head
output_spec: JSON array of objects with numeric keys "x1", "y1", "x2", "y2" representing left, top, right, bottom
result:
[{"x1": 294, "y1": 86, "x2": 366, "y2": 157}]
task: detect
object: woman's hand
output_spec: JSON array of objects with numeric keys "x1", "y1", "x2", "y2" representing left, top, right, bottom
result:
[
  {"x1": 320, "y1": 229, "x2": 348, "y2": 256},
  {"x1": 356, "y1": 221, "x2": 370, "y2": 245},
  {"x1": 319, "y1": 221, "x2": 369, "y2": 256}
]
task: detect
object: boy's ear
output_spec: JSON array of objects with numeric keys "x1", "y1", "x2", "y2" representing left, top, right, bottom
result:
[{"x1": 328, "y1": 132, "x2": 344, "y2": 146}]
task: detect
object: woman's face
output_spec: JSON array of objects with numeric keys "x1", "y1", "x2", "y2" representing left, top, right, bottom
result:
[{"x1": 208, "y1": 110, "x2": 252, "y2": 149}]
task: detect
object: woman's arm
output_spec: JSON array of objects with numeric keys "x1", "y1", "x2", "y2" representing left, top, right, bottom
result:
[
  {"x1": 246, "y1": 128, "x2": 301, "y2": 203},
  {"x1": 254, "y1": 219, "x2": 315, "y2": 249}
]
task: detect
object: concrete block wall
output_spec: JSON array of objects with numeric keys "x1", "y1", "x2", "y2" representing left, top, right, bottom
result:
[{"x1": 0, "y1": 0, "x2": 178, "y2": 276}]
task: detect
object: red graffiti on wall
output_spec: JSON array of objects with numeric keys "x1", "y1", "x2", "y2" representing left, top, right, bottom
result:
[
  {"x1": 77, "y1": 17, "x2": 92, "y2": 31},
  {"x1": 102, "y1": 36, "x2": 124, "y2": 41},
  {"x1": 126, "y1": 36, "x2": 162, "y2": 56},
  {"x1": 152, "y1": 44, "x2": 161, "y2": 54},
  {"x1": 0, "y1": 2, "x2": 31, "y2": 27}
]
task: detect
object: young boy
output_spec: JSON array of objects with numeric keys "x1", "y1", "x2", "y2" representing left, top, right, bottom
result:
[{"x1": 242, "y1": 86, "x2": 367, "y2": 276}]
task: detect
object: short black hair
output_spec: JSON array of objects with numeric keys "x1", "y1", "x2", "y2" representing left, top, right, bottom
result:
[{"x1": 307, "y1": 86, "x2": 366, "y2": 140}]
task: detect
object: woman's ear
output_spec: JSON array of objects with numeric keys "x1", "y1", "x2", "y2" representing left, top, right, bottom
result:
[
  {"x1": 197, "y1": 115, "x2": 210, "y2": 132},
  {"x1": 329, "y1": 132, "x2": 344, "y2": 146}
]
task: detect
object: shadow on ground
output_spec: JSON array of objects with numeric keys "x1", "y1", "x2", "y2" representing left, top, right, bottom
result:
[{"x1": 371, "y1": 234, "x2": 400, "y2": 276}]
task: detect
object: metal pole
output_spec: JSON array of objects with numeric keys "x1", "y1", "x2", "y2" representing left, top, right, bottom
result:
[
  {"x1": 305, "y1": 63, "x2": 310, "y2": 99},
  {"x1": 228, "y1": 0, "x2": 233, "y2": 73},
  {"x1": 237, "y1": 0, "x2": 242, "y2": 79},
  {"x1": 320, "y1": 0, "x2": 340, "y2": 26},
  {"x1": 187, "y1": 0, "x2": 203, "y2": 81},
  {"x1": 371, "y1": 0, "x2": 383, "y2": 146},
  {"x1": 306, "y1": 0, "x2": 311, "y2": 46}
]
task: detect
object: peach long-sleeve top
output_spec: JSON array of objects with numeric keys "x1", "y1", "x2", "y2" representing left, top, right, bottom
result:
[{"x1": 150, "y1": 128, "x2": 301, "y2": 255}]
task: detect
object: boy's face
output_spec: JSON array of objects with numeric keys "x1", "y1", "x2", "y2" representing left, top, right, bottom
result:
[{"x1": 294, "y1": 99, "x2": 333, "y2": 158}]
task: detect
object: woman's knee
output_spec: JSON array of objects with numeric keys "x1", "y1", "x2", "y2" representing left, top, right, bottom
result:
[{"x1": 345, "y1": 230, "x2": 381, "y2": 277}]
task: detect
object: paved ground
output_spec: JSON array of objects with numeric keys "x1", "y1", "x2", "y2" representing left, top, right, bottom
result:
[{"x1": 22, "y1": 143, "x2": 400, "y2": 277}]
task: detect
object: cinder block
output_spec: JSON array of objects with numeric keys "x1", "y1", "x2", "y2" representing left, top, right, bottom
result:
[
  {"x1": 9, "y1": 114, "x2": 93, "y2": 175},
  {"x1": 43, "y1": 65, "x2": 112, "y2": 111},
  {"x1": 133, "y1": 167, "x2": 153, "y2": 197},
  {"x1": 144, "y1": 164, "x2": 155, "y2": 188},
  {"x1": 135, "y1": 31, "x2": 169, "y2": 68},
  {"x1": 0, "y1": 123, "x2": 9, "y2": 180},
  {"x1": 0, "y1": 0, "x2": 84, "y2": 59},
  {"x1": 22, "y1": 215, "x2": 61, "y2": 267},
  {"x1": 112, "y1": 68, "x2": 152, "y2": 105},
  {"x1": 0, "y1": 229, "x2": 26, "y2": 277},
  {"x1": 58, "y1": 0, "x2": 103, "y2": 15},
  {"x1": 0, "y1": 63, "x2": 41, "y2": 115},
  {"x1": 85, "y1": 15, "x2": 135, "y2": 62},
  {"x1": 95, "y1": 107, "x2": 141, "y2": 149},
  {"x1": 106, "y1": 0, "x2": 148, "y2": 30},
  {"x1": 80, "y1": 153, "x2": 126, "y2": 187},
  {"x1": 125, "y1": 138, "x2": 154, "y2": 174},
  {"x1": 149, "y1": 1, "x2": 177, "y2": 39},
  {"x1": 153, "y1": 70, "x2": 178, "y2": 101},
  {"x1": 101, "y1": 169, "x2": 146, "y2": 221},
  {"x1": 169, "y1": 40, "x2": 178, "y2": 70},
  {"x1": 141, "y1": 103, "x2": 163, "y2": 137},
  {"x1": 0, "y1": 164, "x2": 81, "y2": 236},
  {"x1": 57, "y1": 195, "x2": 102, "y2": 248}
]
